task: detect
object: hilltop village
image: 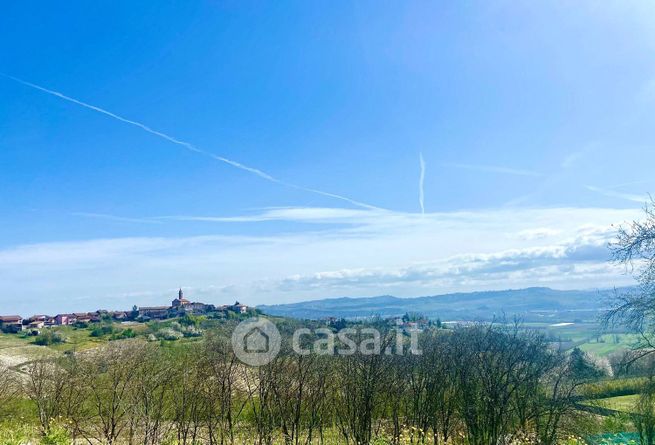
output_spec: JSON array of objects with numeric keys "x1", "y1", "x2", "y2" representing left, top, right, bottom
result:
[{"x1": 0, "y1": 289, "x2": 250, "y2": 334}]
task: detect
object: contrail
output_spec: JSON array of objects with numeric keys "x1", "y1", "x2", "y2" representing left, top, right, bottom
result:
[
  {"x1": 2, "y1": 73, "x2": 381, "y2": 210},
  {"x1": 419, "y1": 152, "x2": 425, "y2": 215},
  {"x1": 584, "y1": 185, "x2": 648, "y2": 203},
  {"x1": 444, "y1": 162, "x2": 542, "y2": 177},
  {"x1": 71, "y1": 212, "x2": 163, "y2": 224}
]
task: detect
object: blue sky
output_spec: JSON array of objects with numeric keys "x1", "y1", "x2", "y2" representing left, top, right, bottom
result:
[{"x1": 1, "y1": 1, "x2": 655, "y2": 315}]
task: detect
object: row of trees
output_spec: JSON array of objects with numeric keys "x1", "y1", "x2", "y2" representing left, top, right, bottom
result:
[{"x1": 0, "y1": 323, "x2": 601, "y2": 445}]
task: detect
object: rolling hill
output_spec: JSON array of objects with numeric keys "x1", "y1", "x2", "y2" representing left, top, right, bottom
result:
[{"x1": 258, "y1": 287, "x2": 627, "y2": 322}]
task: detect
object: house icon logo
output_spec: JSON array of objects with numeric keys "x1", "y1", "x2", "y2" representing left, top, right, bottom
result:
[
  {"x1": 244, "y1": 326, "x2": 270, "y2": 353},
  {"x1": 232, "y1": 318, "x2": 281, "y2": 366}
]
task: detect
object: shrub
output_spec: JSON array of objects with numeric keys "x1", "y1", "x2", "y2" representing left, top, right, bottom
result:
[
  {"x1": 33, "y1": 330, "x2": 64, "y2": 346},
  {"x1": 121, "y1": 328, "x2": 136, "y2": 338},
  {"x1": 170, "y1": 321, "x2": 182, "y2": 331},
  {"x1": 109, "y1": 328, "x2": 136, "y2": 341},
  {"x1": 183, "y1": 325, "x2": 202, "y2": 337},
  {"x1": 179, "y1": 313, "x2": 200, "y2": 327},
  {"x1": 42, "y1": 423, "x2": 71, "y2": 445},
  {"x1": 581, "y1": 377, "x2": 645, "y2": 399},
  {"x1": 371, "y1": 435, "x2": 393, "y2": 445},
  {"x1": 158, "y1": 328, "x2": 183, "y2": 341},
  {"x1": 600, "y1": 412, "x2": 633, "y2": 434},
  {"x1": 90, "y1": 324, "x2": 115, "y2": 337},
  {"x1": 208, "y1": 311, "x2": 226, "y2": 320}
]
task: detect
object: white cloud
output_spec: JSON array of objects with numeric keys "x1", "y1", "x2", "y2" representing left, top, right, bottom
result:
[
  {"x1": 0, "y1": 206, "x2": 641, "y2": 315},
  {"x1": 268, "y1": 226, "x2": 620, "y2": 293},
  {"x1": 155, "y1": 207, "x2": 379, "y2": 224},
  {"x1": 516, "y1": 228, "x2": 562, "y2": 240}
]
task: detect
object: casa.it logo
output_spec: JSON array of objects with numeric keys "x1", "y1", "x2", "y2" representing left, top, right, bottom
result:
[{"x1": 231, "y1": 318, "x2": 281, "y2": 366}]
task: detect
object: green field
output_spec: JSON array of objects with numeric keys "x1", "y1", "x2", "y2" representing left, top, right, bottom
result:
[
  {"x1": 523, "y1": 322, "x2": 639, "y2": 357},
  {"x1": 0, "y1": 314, "x2": 238, "y2": 362},
  {"x1": 0, "y1": 325, "x2": 104, "y2": 353},
  {"x1": 578, "y1": 334, "x2": 640, "y2": 357},
  {"x1": 0, "y1": 323, "x2": 133, "y2": 372},
  {"x1": 584, "y1": 394, "x2": 639, "y2": 413}
]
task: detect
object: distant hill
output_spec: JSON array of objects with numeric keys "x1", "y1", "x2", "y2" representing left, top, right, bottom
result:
[{"x1": 258, "y1": 287, "x2": 627, "y2": 322}]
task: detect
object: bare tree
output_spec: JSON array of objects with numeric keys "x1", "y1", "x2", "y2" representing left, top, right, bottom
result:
[
  {"x1": 303, "y1": 355, "x2": 333, "y2": 445},
  {"x1": 23, "y1": 355, "x2": 83, "y2": 435},
  {"x1": 452, "y1": 323, "x2": 540, "y2": 445},
  {"x1": 334, "y1": 325, "x2": 395, "y2": 445},
  {"x1": 75, "y1": 340, "x2": 150, "y2": 445},
  {"x1": 423, "y1": 333, "x2": 458, "y2": 445},
  {"x1": 634, "y1": 379, "x2": 655, "y2": 445},
  {"x1": 170, "y1": 345, "x2": 207, "y2": 445},
  {"x1": 605, "y1": 200, "x2": 655, "y2": 358},
  {"x1": 202, "y1": 333, "x2": 243, "y2": 445},
  {"x1": 534, "y1": 350, "x2": 593, "y2": 445},
  {"x1": 129, "y1": 345, "x2": 176, "y2": 445},
  {"x1": 386, "y1": 353, "x2": 410, "y2": 444},
  {"x1": 269, "y1": 349, "x2": 330, "y2": 445},
  {"x1": 0, "y1": 364, "x2": 18, "y2": 422},
  {"x1": 247, "y1": 358, "x2": 278, "y2": 445}
]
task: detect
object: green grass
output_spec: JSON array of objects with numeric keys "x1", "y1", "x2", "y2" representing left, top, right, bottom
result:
[
  {"x1": 527, "y1": 321, "x2": 639, "y2": 356},
  {"x1": 584, "y1": 394, "x2": 639, "y2": 413},
  {"x1": 545, "y1": 323, "x2": 602, "y2": 341},
  {"x1": 45, "y1": 326, "x2": 107, "y2": 351},
  {"x1": 578, "y1": 334, "x2": 640, "y2": 357},
  {"x1": 0, "y1": 334, "x2": 27, "y2": 349},
  {"x1": 1, "y1": 325, "x2": 122, "y2": 357},
  {"x1": 1, "y1": 317, "x2": 214, "y2": 356},
  {"x1": 580, "y1": 377, "x2": 645, "y2": 400}
]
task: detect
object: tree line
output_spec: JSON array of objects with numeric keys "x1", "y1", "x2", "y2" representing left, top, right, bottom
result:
[{"x1": 0, "y1": 321, "x2": 601, "y2": 445}]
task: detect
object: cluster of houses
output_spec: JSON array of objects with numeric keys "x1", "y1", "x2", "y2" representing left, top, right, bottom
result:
[
  {"x1": 392, "y1": 316, "x2": 430, "y2": 331},
  {"x1": 0, "y1": 289, "x2": 250, "y2": 334},
  {"x1": 322, "y1": 314, "x2": 432, "y2": 332},
  {"x1": 138, "y1": 289, "x2": 249, "y2": 319},
  {"x1": 0, "y1": 312, "x2": 121, "y2": 333}
]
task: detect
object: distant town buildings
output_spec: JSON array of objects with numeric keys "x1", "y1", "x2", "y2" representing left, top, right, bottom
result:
[
  {"x1": 171, "y1": 288, "x2": 190, "y2": 307},
  {"x1": 137, "y1": 306, "x2": 170, "y2": 319},
  {"x1": 0, "y1": 288, "x2": 251, "y2": 334},
  {"x1": 231, "y1": 301, "x2": 248, "y2": 314},
  {"x1": 137, "y1": 289, "x2": 248, "y2": 319},
  {"x1": 0, "y1": 315, "x2": 23, "y2": 333}
]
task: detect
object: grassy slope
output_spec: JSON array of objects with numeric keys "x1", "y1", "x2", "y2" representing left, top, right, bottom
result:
[
  {"x1": 578, "y1": 334, "x2": 641, "y2": 357},
  {"x1": 0, "y1": 333, "x2": 55, "y2": 378},
  {"x1": 583, "y1": 394, "x2": 639, "y2": 413}
]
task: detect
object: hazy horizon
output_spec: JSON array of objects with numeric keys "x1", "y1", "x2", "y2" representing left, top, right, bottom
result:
[{"x1": 0, "y1": 283, "x2": 634, "y2": 318}]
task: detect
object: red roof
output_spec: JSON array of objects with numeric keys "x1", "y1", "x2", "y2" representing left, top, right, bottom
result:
[{"x1": 0, "y1": 315, "x2": 22, "y2": 323}]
